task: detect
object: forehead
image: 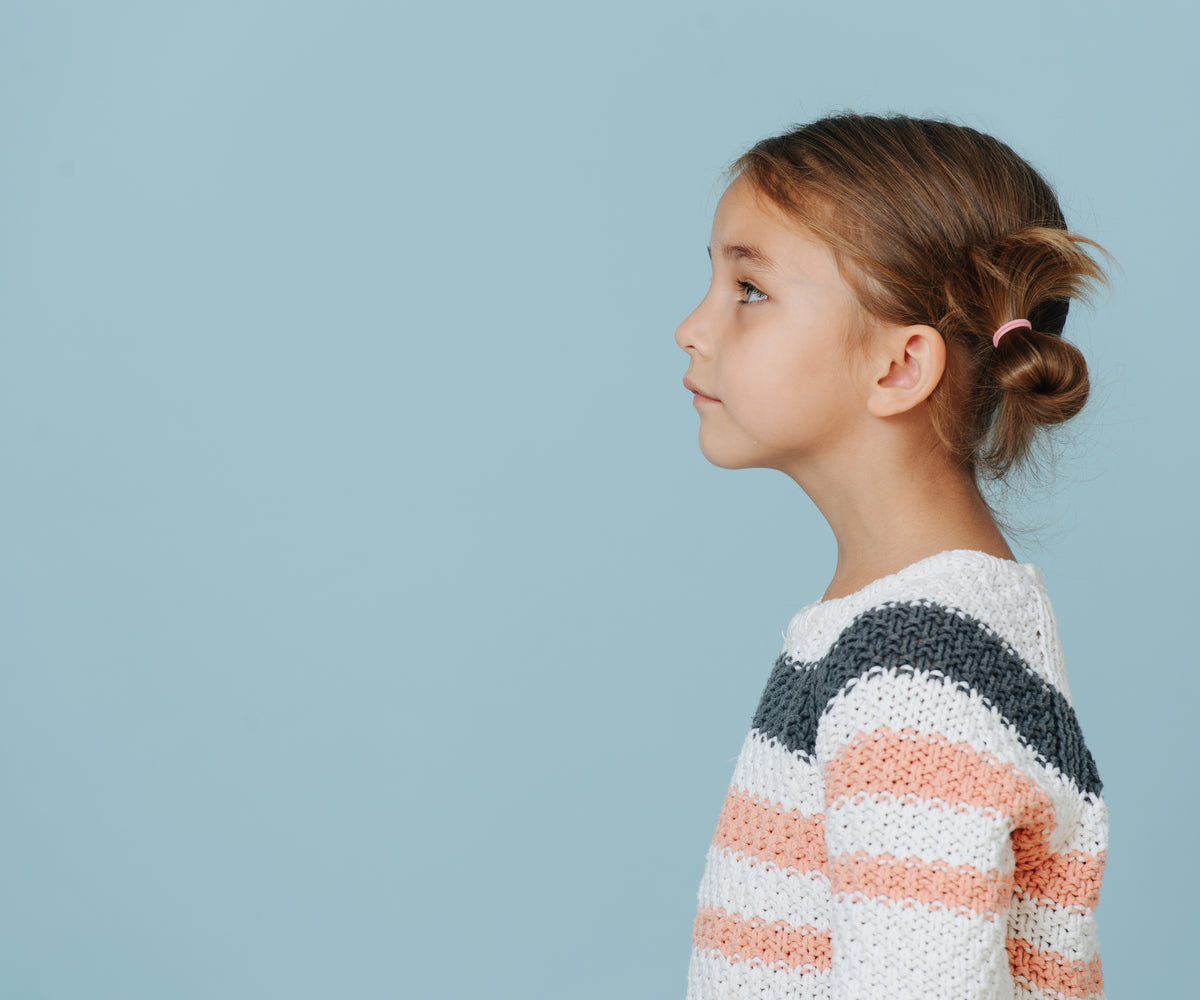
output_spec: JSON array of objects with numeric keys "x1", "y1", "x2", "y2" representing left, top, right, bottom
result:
[
  {"x1": 711, "y1": 176, "x2": 841, "y2": 280},
  {"x1": 712, "y1": 176, "x2": 787, "y2": 235}
]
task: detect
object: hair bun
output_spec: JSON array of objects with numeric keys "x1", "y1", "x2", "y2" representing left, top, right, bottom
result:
[{"x1": 984, "y1": 328, "x2": 1089, "y2": 476}]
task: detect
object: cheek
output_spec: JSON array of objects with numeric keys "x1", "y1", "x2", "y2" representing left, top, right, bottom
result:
[
  {"x1": 733, "y1": 339, "x2": 818, "y2": 405},
  {"x1": 739, "y1": 344, "x2": 855, "y2": 438},
  {"x1": 717, "y1": 367, "x2": 807, "y2": 449},
  {"x1": 747, "y1": 368, "x2": 803, "y2": 417}
]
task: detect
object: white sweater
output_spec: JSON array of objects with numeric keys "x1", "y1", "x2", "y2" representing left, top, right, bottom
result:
[{"x1": 686, "y1": 550, "x2": 1106, "y2": 1000}]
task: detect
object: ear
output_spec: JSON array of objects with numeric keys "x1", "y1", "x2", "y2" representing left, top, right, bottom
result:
[{"x1": 866, "y1": 324, "x2": 946, "y2": 418}]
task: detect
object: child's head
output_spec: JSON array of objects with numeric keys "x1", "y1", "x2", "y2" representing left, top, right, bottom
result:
[{"x1": 679, "y1": 114, "x2": 1106, "y2": 487}]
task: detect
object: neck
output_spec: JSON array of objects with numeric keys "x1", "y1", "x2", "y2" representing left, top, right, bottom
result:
[{"x1": 785, "y1": 430, "x2": 1014, "y2": 602}]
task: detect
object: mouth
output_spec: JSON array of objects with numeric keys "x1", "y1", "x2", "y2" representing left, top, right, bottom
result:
[{"x1": 683, "y1": 377, "x2": 720, "y2": 404}]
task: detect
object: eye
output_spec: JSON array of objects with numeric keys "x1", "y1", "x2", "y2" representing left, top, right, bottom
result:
[{"x1": 737, "y1": 280, "x2": 768, "y2": 304}]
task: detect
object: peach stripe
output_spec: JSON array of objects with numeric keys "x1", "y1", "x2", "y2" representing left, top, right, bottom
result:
[
  {"x1": 693, "y1": 906, "x2": 832, "y2": 972},
  {"x1": 826, "y1": 728, "x2": 1042, "y2": 817},
  {"x1": 713, "y1": 788, "x2": 826, "y2": 872},
  {"x1": 1014, "y1": 850, "x2": 1106, "y2": 910},
  {"x1": 1008, "y1": 937, "x2": 1104, "y2": 999},
  {"x1": 830, "y1": 851, "x2": 1011, "y2": 916},
  {"x1": 828, "y1": 729, "x2": 1105, "y2": 911}
]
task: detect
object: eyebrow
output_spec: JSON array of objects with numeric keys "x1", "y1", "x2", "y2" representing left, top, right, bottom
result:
[{"x1": 707, "y1": 242, "x2": 777, "y2": 270}]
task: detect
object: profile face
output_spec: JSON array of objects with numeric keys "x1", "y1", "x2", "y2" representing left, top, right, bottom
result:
[{"x1": 674, "y1": 177, "x2": 868, "y2": 474}]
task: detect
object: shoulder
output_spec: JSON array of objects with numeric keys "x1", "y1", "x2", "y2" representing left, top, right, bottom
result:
[
  {"x1": 765, "y1": 550, "x2": 1099, "y2": 796},
  {"x1": 783, "y1": 549, "x2": 1056, "y2": 680}
]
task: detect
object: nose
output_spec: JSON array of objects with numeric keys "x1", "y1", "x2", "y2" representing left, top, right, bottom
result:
[{"x1": 675, "y1": 297, "x2": 709, "y2": 356}]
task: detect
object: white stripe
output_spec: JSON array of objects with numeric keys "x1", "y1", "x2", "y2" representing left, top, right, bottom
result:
[
  {"x1": 814, "y1": 669, "x2": 1106, "y2": 854},
  {"x1": 1008, "y1": 895, "x2": 1101, "y2": 964},
  {"x1": 686, "y1": 947, "x2": 831, "y2": 999},
  {"x1": 826, "y1": 793, "x2": 1015, "y2": 873},
  {"x1": 828, "y1": 896, "x2": 1012, "y2": 1000},
  {"x1": 697, "y1": 843, "x2": 832, "y2": 929},
  {"x1": 730, "y1": 730, "x2": 824, "y2": 814}
]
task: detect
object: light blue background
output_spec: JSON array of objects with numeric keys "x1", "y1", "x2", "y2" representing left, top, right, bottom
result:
[{"x1": 3, "y1": 1, "x2": 1195, "y2": 996}]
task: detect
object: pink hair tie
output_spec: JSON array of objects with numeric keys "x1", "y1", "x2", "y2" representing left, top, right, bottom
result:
[{"x1": 992, "y1": 318, "x2": 1032, "y2": 348}]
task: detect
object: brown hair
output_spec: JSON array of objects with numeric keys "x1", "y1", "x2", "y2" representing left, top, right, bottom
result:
[{"x1": 732, "y1": 114, "x2": 1107, "y2": 482}]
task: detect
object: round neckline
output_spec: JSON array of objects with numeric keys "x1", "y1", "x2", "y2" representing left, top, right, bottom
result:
[{"x1": 812, "y1": 549, "x2": 1040, "y2": 613}]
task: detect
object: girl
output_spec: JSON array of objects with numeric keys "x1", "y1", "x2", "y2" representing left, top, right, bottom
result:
[{"x1": 676, "y1": 115, "x2": 1107, "y2": 1000}]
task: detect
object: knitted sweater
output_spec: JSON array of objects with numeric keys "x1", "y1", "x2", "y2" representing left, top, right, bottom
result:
[{"x1": 686, "y1": 550, "x2": 1106, "y2": 1000}]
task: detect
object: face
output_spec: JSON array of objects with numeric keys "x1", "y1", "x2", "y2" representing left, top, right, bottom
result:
[{"x1": 675, "y1": 177, "x2": 870, "y2": 475}]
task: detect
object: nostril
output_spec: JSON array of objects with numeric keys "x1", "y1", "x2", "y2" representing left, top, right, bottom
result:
[{"x1": 675, "y1": 316, "x2": 701, "y2": 351}]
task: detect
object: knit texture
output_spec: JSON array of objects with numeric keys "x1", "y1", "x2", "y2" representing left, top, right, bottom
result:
[{"x1": 686, "y1": 550, "x2": 1106, "y2": 1000}]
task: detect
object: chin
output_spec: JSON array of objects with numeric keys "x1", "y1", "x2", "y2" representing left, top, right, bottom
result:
[{"x1": 698, "y1": 442, "x2": 763, "y2": 471}]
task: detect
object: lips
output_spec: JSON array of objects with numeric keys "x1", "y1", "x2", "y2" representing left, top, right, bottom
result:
[{"x1": 683, "y1": 376, "x2": 720, "y2": 403}]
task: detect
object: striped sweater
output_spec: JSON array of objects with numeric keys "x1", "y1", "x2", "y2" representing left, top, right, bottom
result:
[{"x1": 687, "y1": 550, "x2": 1106, "y2": 1000}]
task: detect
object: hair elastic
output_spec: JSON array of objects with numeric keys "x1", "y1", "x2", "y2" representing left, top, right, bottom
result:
[{"x1": 992, "y1": 319, "x2": 1032, "y2": 348}]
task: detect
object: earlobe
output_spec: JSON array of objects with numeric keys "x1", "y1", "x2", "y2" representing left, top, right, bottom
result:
[{"x1": 866, "y1": 325, "x2": 946, "y2": 417}]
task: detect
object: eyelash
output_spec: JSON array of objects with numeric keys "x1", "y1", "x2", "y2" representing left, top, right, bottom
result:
[{"x1": 737, "y1": 280, "x2": 768, "y2": 304}]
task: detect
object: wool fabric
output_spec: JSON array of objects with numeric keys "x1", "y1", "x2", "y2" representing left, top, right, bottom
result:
[{"x1": 686, "y1": 549, "x2": 1106, "y2": 1000}]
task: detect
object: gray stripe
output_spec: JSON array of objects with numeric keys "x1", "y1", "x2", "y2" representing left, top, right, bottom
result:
[{"x1": 752, "y1": 601, "x2": 1102, "y2": 797}]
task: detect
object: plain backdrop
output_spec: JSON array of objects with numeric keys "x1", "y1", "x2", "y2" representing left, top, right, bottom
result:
[{"x1": 3, "y1": 1, "x2": 1196, "y2": 997}]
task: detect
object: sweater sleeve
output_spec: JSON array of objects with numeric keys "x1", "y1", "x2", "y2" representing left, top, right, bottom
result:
[
  {"x1": 808, "y1": 598, "x2": 1106, "y2": 1000},
  {"x1": 819, "y1": 688, "x2": 1024, "y2": 1000}
]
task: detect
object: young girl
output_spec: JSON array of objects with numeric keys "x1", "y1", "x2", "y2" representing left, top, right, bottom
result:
[{"x1": 677, "y1": 115, "x2": 1107, "y2": 1000}]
